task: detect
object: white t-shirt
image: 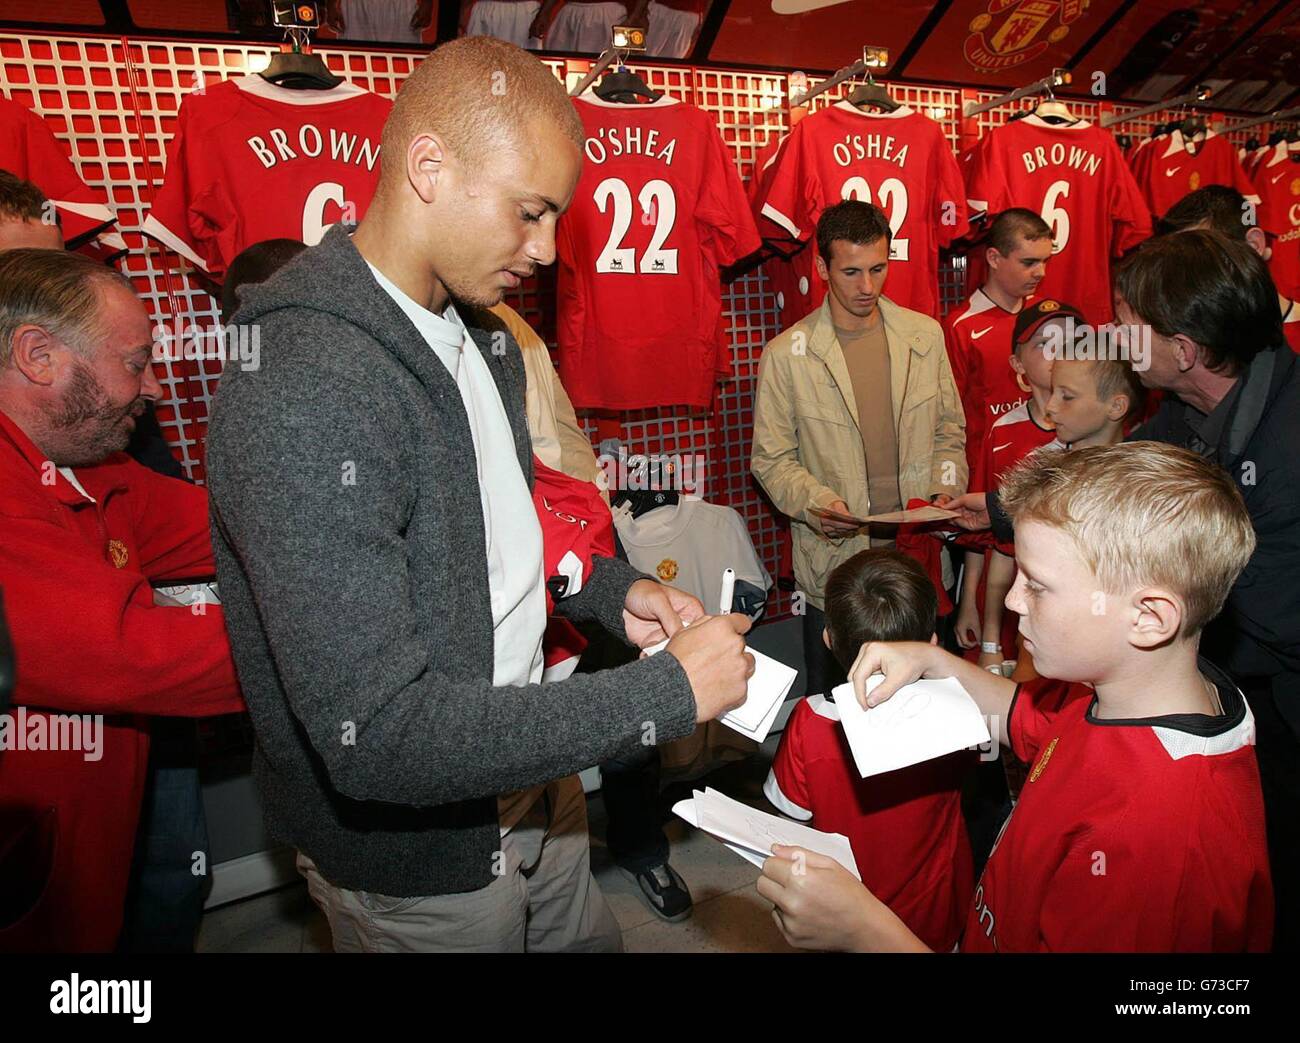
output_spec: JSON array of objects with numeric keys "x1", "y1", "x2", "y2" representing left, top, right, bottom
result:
[
  {"x1": 614, "y1": 497, "x2": 770, "y2": 614},
  {"x1": 367, "y1": 262, "x2": 546, "y2": 691}
]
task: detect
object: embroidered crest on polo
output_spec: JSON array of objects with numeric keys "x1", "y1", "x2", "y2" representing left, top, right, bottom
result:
[{"x1": 107, "y1": 539, "x2": 129, "y2": 569}]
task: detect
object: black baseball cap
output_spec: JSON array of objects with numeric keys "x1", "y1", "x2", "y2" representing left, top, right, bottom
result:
[{"x1": 1012, "y1": 299, "x2": 1086, "y2": 351}]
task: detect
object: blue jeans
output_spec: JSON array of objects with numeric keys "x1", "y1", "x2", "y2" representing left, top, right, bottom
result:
[{"x1": 118, "y1": 721, "x2": 210, "y2": 953}]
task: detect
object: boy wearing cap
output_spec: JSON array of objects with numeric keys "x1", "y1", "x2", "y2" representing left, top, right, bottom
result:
[
  {"x1": 968, "y1": 299, "x2": 1076, "y2": 671},
  {"x1": 759, "y1": 442, "x2": 1274, "y2": 952}
]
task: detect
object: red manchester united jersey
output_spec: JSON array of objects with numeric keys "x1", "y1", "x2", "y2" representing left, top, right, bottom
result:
[
  {"x1": 979, "y1": 400, "x2": 1061, "y2": 557},
  {"x1": 142, "y1": 75, "x2": 391, "y2": 280},
  {"x1": 748, "y1": 132, "x2": 818, "y2": 331},
  {"x1": 1139, "y1": 129, "x2": 1260, "y2": 221},
  {"x1": 556, "y1": 93, "x2": 761, "y2": 411},
  {"x1": 965, "y1": 115, "x2": 1152, "y2": 324},
  {"x1": 756, "y1": 102, "x2": 968, "y2": 319},
  {"x1": 962, "y1": 667, "x2": 1273, "y2": 952},
  {"x1": 765, "y1": 694, "x2": 975, "y2": 953},
  {"x1": 1253, "y1": 142, "x2": 1300, "y2": 301},
  {"x1": 0, "y1": 96, "x2": 117, "y2": 247},
  {"x1": 944, "y1": 289, "x2": 1032, "y2": 475}
]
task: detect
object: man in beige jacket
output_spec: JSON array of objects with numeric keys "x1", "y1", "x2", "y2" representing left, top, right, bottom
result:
[{"x1": 751, "y1": 201, "x2": 966, "y2": 695}]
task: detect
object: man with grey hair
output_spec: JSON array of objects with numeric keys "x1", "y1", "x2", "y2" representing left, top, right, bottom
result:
[
  {"x1": 208, "y1": 35, "x2": 754, "y2": 953},
  {"x1": 0, "y1": 248, "x2": 244, "y2": 952}
]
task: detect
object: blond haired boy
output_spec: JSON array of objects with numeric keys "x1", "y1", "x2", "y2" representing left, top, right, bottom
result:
[{"x1": 759, "y1": 442, "x2": 1273, "y2": 952}]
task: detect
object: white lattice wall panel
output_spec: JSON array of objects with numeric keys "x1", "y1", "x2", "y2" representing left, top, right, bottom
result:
[{"x1": 2, "y1": 31, "x2": 1277, "y2": 623}]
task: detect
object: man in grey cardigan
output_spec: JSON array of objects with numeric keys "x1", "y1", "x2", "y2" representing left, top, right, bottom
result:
[{"x1": 206, "y1": 37, "x2": 753, "y2": 952}]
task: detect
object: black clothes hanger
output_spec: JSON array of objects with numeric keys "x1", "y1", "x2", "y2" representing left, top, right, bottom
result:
[
  {"x1": 593, "y1": 60, "x2": 659, "y2": 104},
  {"x1": 612, "y1": 488, "x2": 680, "y2": 518},
  {"x1": 847, "y1": 72, "x2": 899, "y2": 113},
  {"x1": 260, "y1": 27, "x2": 341, "y2": 90},
  {"x1": 1031, "y1": 82, "x2": 1078, "y2": 125}
]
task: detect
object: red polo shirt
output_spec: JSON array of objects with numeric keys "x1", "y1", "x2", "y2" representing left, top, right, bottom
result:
[{"x1": 0, "y1": 409, "x2": 243, "y2": 952}]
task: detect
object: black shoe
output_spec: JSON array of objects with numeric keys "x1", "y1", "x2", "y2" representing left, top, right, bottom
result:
[{"x1": 623, "y1": 862, "x2": 693, "y2": 922}]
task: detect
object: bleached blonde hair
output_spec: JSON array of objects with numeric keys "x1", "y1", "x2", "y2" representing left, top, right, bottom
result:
[{"x1": 999, "y1": 442, "x2": 1255, "y2": 635}]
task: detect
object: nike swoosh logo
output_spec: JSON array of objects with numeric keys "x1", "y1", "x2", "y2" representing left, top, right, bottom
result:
[
  {"x1": 971, "y1": 326, "x2": 994, "y2": 340},
  {"x1": 992, "y1": 443, "x2": 1013, "y2": 453},
  {"x1": 1165, "y1": 167, "x2": 1181, "y2": 177},
  {"x1": 1274, "y1": 172, "x2": 1287, "y2": 184},
  {"x1": 770, "y1": 0, "x2": 853, "y2": 12}
]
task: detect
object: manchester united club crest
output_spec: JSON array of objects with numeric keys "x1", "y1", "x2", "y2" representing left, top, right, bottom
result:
[
  {"x1": 108, "y1": 538, "x2": 129, "y2": 569},
  {"x1": 1290, "y1": 177, "x2": 1300, "y2": 197},
  {"x1": 965, "y1": 0, "x2": 1091, "y2": 74},
  {"x1": 1189, "y1": 171, "x2": 1201, "y2": 191},
  {"x1": 656, "y1": 558, "x2": 679, "y2": 582}
]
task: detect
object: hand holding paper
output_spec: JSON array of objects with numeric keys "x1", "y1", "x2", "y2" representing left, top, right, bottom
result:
[
  {"x1": 833, "y1": 673, "x2": 990, "y2": 778},
  {"x1": 673, "y1": 788, "x2": 860, "y2": 879},
  {"x1": 644, "y1": 617, "x2": 797, "y2": 742}
]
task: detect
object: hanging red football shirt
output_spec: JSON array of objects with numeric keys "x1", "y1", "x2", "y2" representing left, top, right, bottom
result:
[
  {"x1": 556, "y1": 92, "x2": 761, "y2": 410},
  {"x1": 756, "y1": 102, "x2": 968, "y2": 319},
  {"x1": 1253, "y1": 142, "x2": 1300, "y2": 301},
  {"x1": 748, "y1": 132, "x2": 818, "y2": 331},
  {"x1": 964, "y1": 115, "x2": 1152, "y2": 324},
  {"x1": 0, "y1": 96, "x2": 117, "y2": 248},
  {"x1": 532, "y1": 457, "x2": 614, "y2": 681},
  {"x1": 944, "y1": 289, "x2": 1032, "y2": 476},
  {"x1": 765, "y1": 693, "x2": 975, "y2": 953},
  {"x1": 962, "y1": 667, "x2": 1273, "y2": 952},
  {"x1": 1139, "y1": 128, "x2": 1261, "y2": 219},
  {"x1": 142, "y1": 74, "x2": 391, "y2": 280}
]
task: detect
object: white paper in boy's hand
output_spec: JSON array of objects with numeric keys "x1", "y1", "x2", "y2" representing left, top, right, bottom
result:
[
  {"x1": 642, "y1": 628, "x2": 797, "y2": 743},
  {"x1": 862, "y1": 505, "x2": 959, "y2": 525},
  {"x1": 832, "y1": 675, "x2": 991, "y2": 779},
  {"x1": 672, "y1": 787, "x2": 860, "y2": 880}
]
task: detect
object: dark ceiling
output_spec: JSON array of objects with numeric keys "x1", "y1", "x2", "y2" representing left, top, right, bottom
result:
[{"x1": 1, "y1": 0, "x2": 1296, "y2": 113}]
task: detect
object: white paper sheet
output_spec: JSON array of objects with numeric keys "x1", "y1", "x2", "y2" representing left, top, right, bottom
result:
[
  {"x1": 642, "y1": 630, "x2": 797, "y2": 743},
  {"x1": 672, "y1": 787, "x2": 860, "y2": 879},
  {"x1": 862, "y1": 505, "x2": 958, "y2": 525},
  {"x1": 832, "y1": 675, "x2": 991, "y2": 779},
  {"x1": 810, "y1": 505, "x2": 958, "y2": 527}
]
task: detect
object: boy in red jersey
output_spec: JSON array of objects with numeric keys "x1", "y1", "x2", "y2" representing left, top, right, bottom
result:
[
  {"x1": 959, "y1": 300, "x2": 1069, "y2": 668},
  {"x1": 764, "y1": 549, "x2": 974, "y2": 952},
  {"x1": 759, "y1": 442, "x2": 1273, "y2": 952}
]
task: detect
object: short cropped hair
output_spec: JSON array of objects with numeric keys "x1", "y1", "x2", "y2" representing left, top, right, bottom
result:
[
  {"x1": 1113, "y1": 229, "x2": 1282, "y2": 375},
  {"x1": 0, "y1": 169, "x2": 54, "y2": 225},
  {"x1": 381, "y1": 36, "x2": 583, "y2": 180},
  {"x1": 0, "y1": 247, "x2": 133, "y2": 367},
  {"x1": 816, "y1": 200, "x2": 892, "y2": 264},
  {"x1": 1073, "y1": 357, "x2": 1147, "y2": 423},
  {"x1": 999, "y1": 442, "x2": 1255, "y2": 636},
  {"x1": 824, "y1": 549, "x2": 938, "y2": 670},
  {"x1": 1157, "y1": 185, "x2": 1252, "y2": 240},
  {"x1": 987, "y1": 207, "x2": 1053, "y2": 255},
  {"x1": 222, "y1": 237, "x2": 307, "y2": 322}
]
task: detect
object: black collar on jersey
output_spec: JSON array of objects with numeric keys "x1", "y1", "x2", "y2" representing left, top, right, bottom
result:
[{"x1": 1082, "y1": 657, "x2": 1245, "y2": 736}]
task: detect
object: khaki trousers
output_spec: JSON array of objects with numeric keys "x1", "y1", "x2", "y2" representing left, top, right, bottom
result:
[{"x1": 297, "y1": 774, "x2": 622, "y2": 953}]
